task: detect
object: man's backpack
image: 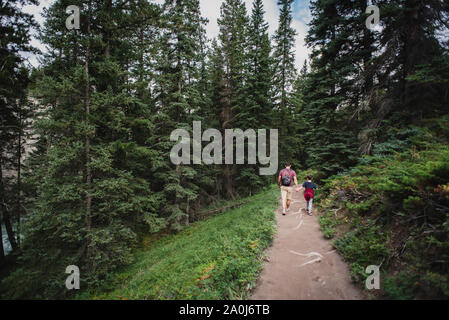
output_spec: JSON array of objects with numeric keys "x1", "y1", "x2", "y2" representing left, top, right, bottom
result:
[{"x1": 281, "y1": 169, "x2": 292, "y2": 186}]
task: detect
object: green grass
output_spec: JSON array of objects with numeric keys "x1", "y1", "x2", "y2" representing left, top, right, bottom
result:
[
  {"x1": 318, "y1": 211, "x2": 338, "y2": 239},
  {"x1": 76, "y1": 185, "x2": 279, "y2": 300}
]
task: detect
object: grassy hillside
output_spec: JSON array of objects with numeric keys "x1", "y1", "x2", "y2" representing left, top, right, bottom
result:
[
  {"x1": 317, "y1": 127, "x2": 449, "y2": 299},
  {"x1": 76, "y1": 186, "x2": 279, "y2": 300}
]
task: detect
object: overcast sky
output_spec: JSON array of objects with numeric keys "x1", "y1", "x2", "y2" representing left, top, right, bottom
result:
[{"x1": 22, "y1": 0, "x2": 311, "y2": 69}]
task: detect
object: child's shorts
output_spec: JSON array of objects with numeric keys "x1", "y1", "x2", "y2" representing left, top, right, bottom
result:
[{"x1": 304, "y1": 189, "x2": 315, "y2": 202}]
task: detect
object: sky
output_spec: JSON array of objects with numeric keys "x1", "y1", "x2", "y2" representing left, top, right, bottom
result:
[{"x1": 22, "y1": 0, "x2": 312, "y2": 69}]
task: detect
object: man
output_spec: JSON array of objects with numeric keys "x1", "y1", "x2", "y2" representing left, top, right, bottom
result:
[{"x1": 278, "y1": 162, "x2": 300, "y2": 215}]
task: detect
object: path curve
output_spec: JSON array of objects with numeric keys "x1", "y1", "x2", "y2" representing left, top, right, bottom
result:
[{"x1": 251, "y1": 189, "x2": 364, "y2": 300}]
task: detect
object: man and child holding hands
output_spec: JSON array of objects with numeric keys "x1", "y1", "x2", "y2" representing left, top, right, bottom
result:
[{"x1": 277, "y1": 163, "x2": 317, "y2": 216}]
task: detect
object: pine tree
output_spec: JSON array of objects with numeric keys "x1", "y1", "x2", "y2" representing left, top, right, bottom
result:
[
  {"x1": 216, "y1": 0, "x2": 249, "y2": 199},
  {"x1": 289, "y1": 60, "x2": 308, "y2": 167},
  {"x1": 272, "y1": 0, "x2": 296, "y2": 111},
  {"x1": 357, "y1": 0, "x2": 449, "y2": 154},
  {"x1": 0, "y1": 0, "x2": 37, "y2": 258},
  {"x1": 234, "y1": 0, "x2": 273, "y2": 194},
  {"x1": 272, "y1": 0, "x2": 298, "y2": 167},
  {"x1": 201, "y1": 39, "x2": 227, "y2": 198},
  {"x1": 242, "y1": 0, "x2": 272, "y2": 129},
  {"x1": 152, "y1": 0, "x2": 208, "y2": 229},
  {"x1": 2, "y1": 0, "x2": 164, "y2": 298},
  {"x1": 300, "y1": 0, "x2": 374, "y2": 175}
]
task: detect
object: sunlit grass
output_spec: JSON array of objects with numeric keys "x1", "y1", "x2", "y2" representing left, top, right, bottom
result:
[{"x1": 77, "y1": 185, "x2": 279, "y2": 300}]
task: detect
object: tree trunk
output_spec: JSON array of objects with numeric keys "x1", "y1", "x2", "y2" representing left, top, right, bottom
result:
[
  {"x1": 176, "y1": 0, "x2": 183, "y2": 121},
  {"x1": 138, "y1": 27, "x2": 145, "y2": 99},
  {"x1": 223, "y1": 89, "x2": 234, "y2": 199},
  {"x1": 84, "y1": 0, "x2": 92, "y2": 269},
  {"x1": 104, "y1": 0, "x2": 111, "y2": 57},
  {"x1": 174, "y1": 164, "x2": 182, "y2": 227},
  {"x1": 16, "y1": 110, "x2": 22, "y2": 246},
  {"x1": 185, "y1": 198, "x2": 190, "y2": 226},
  {"x1": 0, "y1": 158, "x2": 18, "y2": 251},
  {"x1": 224, "y1": 164, "x2": 233, "y2": 200},
  {"x1": 0, "y1": 218, "x2": 4, "y2": 262}
]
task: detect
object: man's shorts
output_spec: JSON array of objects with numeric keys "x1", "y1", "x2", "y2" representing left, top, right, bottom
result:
[{"x1": 281, "y1": 186, "x2": 293, "y2": 202}]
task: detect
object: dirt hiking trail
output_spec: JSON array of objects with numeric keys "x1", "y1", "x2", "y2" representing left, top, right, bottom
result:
[{"x1": 251, "y1": 189, "x2": 365, "y2": 300}]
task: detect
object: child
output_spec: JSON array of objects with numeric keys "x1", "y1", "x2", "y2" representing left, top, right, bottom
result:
[{"x1": 302, "y1": 175, "x2": 317, "y2": 216}]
